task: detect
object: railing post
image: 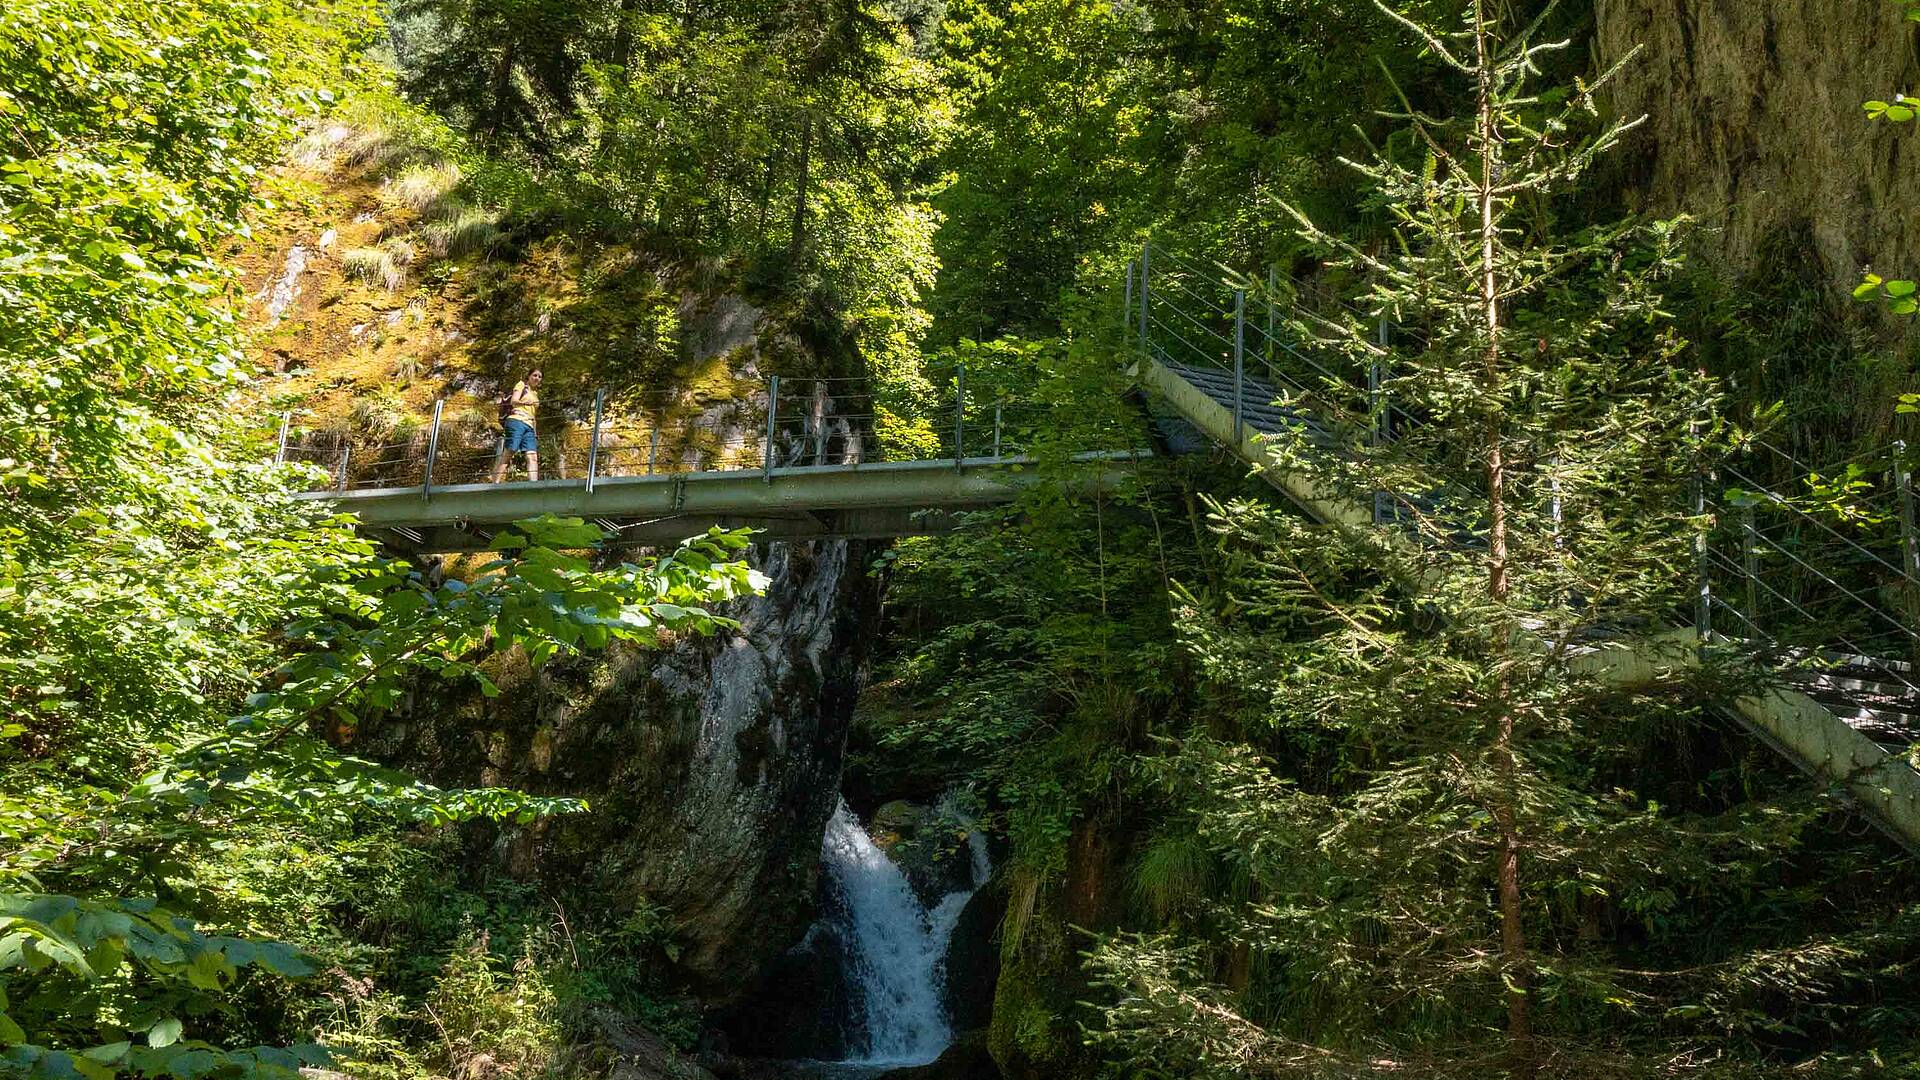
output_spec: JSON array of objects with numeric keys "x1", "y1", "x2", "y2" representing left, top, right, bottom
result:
[
  {"x1": 1266, "y1": 266, "x2": 1276, "y2": 369},
  {"x1": 1742, "y1": 503, "x2": 1760, "y2": 635},
  {"x1": 1138, "y1": 242, "x2": 1150, "y2": 351},
  {"x1": 993, "y1": 405, "x2": 1003, "y2": 460},
  {"x1": 954, "y1": 366, "x2": 966, "y2": 469},
  {"x1": 764, "y1": 375, "x2": 781, "y2": 484},
  {"x1": 1898, "y1": 440, "x2": 1918, "y2": 663},
  {"x1": 1549, "y1": 453, "x2": 1562, "y2": 549},
  {"x1": 336, "y1": 443, "x2": 351, "y2": 492},
  {"x1": 586, "y1": 388, "x2": 604, "y2": 494},
  {"x1": 1370, "y1": 320, "x2": 1390, "y2": 525},
  {"x1": 1124, "y1": 262, "x2": 1135, "y2": 348},
  {"x1": 1694, "y1": 466, "x2": 1712, "y2": 644},
  {"x1": 1232, "y1": 288, "x2": 1246, "y2": 444},
  {"x1": 1898, "y1": 440, "x2": 1917, "y2": 578},
  {"x1": 275, "y1": 411, "x2": 291, "y2": 465},
  {"x1": 423, "y1": 399, "x2": 443, "y2": 499},
  {"x1": 813, "y1": 380, "x2": 828, "y2": 466},
  {"x1": 1373, "y1": 317, "x2": 1391, "y2": 445},
  {"x1": 648, "y1": 428, "x2": 660, "y2": 475}
]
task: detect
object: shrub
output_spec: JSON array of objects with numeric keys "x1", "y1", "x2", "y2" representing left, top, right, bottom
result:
[
  {"x1": 380, "y1": 236, "x2": 417, "y2": 268},
  {"x1": 422, "y1": 208, "x2": 501, "y2": 258},
  {"x1": 424, "y1": 936, "x2": 563, "y2": 1080},
  {"x1": 386, "y1": 161, "x2": 462, "y2": 213},
  {"x1": 343, "y1": 246, "x2": 404, "y2": 291}
]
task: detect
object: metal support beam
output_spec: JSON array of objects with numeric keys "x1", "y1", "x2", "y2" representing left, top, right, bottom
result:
[
  {"x1": 1232, "y1": 288, "x2": 1245, "y2": 444},
  {"x1": 993, "y1": 405, "x2": 1003, "y2": 460},
  {"x1": 300, "y1": 453, "x2": 1140, "y2": 542},
  {"x1": 953, "y1": 366, "x2": 965, "y2": 470},
  {"x1": 586, "y1": 389, "x2": 604, "y2": 494},
  {"x1": 1138, "y1": 242, "x2": 1150, "y2": 350},
  {"x1": 336, "y1": 444, "x2": 351, "y2": 492},
  {"x1": 1123, "y1": 262, "x2": 1134, "y2": 348},
  {"x1": 424, "y1": 399, "x2": 444, "y2": 499},
  {"x1": 274, "y1": 412, "x2": 291, "y2": 465},
  {"x1": 649, "y1": 428, "x2": 660, "y2": 476},
  {"x1": 764, "y1": 375, "x2": 780, "y2": 484}
]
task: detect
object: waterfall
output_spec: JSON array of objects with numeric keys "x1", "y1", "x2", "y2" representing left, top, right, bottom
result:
[{"x1": 819, "y1": 799, "x2": 991, "y2": 1067}]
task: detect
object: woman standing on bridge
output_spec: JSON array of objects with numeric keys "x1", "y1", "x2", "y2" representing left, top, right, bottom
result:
[{"x1": 493, "y1": 368, "x2": 542, "y2": 482}]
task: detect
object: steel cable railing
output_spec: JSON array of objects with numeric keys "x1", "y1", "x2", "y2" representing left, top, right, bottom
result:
[
  {"x1": 1127, "y1": 240, "x2": 1920, "y2": 691},
  {"x1": 274, "y1": 374, "x2": 1073, "y2": 497}
]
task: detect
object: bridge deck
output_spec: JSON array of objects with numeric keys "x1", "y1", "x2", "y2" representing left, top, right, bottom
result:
[
  {"x1": 1133, "y1": 347, "x2": 1920, "y2": 854},
  {"x1": 296, "y1": 453, "x2": 1141, "y2": 552}
]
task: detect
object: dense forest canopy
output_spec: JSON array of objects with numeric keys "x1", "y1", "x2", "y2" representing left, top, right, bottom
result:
[{"x1": 5, "y1": 2, "x2": 1920, "y2": 1080}]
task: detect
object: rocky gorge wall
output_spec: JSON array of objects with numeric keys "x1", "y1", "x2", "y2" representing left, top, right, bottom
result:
[
  {"x1": 366, "y1": 536, "x2": 879, "y2": 995},
  {"x1": 1595, "y1": 0, "x2": 1920, "y2": 289}
]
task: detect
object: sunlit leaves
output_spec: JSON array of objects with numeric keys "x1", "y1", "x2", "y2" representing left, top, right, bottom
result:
[
  {"x1": 0, "y1": 1, "x2": 766, "y2": 1072},
  {"x1": 1854, "y1": 271, "x2": 1920, "y2": 316},
  {"x1": 1864, "y1": 97, "x2": 1917, "y2": 123}
]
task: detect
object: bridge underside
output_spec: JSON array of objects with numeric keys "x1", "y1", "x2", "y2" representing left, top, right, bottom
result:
[{"x1": 299, "y1": 455, "x2": 1136, "y2": 553}]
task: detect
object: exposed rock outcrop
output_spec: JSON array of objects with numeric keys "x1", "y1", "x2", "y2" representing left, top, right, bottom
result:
[
  {"x1": 875, "y1": 1032, "x2": 1000, "y2": 1080},
  {"x1": 942, "y1": 876, "x2": 1006, "y2": 1036},
  {"x1": 1596, "y1": 0, "x2": 1920, "y2": 287},
  {"x1": 369, "y1": 537, "x2": 879, "y2": 996},
  {"x1": 597, "y1": 1010, "x2": 720, "y2": 1080}
]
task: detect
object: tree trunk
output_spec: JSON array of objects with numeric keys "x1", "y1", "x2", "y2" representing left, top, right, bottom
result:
[
  {"x1": 610, "y1": 0, "x2": 639, "y2": 69},
  {"x1": 789, "y1": 112, "x2": 812, "y2": 260},
  {"x1": 1473, "y1": 6, "x2": 1534, "y2": 1078},
  {"x1": 482, "y1": 39, "x2": 517, "y2": 140},
  {"x1": 755, "y1": 140, "x2": 779, "y2": 244}
]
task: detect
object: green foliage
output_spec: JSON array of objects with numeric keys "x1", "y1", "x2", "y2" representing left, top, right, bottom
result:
[
  {"x1": 927, "y1": 0, "x2": 1427, "y2": 346},
  {"x1": 0, "y1": 2, "x2": 764, "y2": 1074},
  {"x1": 1854, "y1": 271, "x2": 1919, "y2": 315},
  {"x1": 422, "y1": 936, "x2": 562, "y2": 1080}
]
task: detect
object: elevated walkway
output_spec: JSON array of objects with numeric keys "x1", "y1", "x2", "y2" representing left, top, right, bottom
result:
[
  {"x1": 295, "y1": 453, "x2": 1137, "y2": 553},
  {"x1": 284, "y1": 375, "x2": 1139, "y2": 552},
  {"x1": 1128, "y1": 244, "x2": 1920, "y2": 853}
]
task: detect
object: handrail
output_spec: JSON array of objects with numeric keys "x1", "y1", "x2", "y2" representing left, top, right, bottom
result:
[{"x1": 1129, "y1": 238, "x2": 1920, "y2": 684}]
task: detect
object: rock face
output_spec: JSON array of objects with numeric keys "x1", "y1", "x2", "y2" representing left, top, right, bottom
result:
[
  {"x1": 597, "y1": 1010, "x2": 719, "y2": 1080},
  {"x1": 875, "y1": 1032, "x2": 1000, "y2": 1080},
  {"x1": 712, "y1": 914, "x2": 857, "y2": 1060},
  {"x1": 371, "y1": 537, "x2": 878, "y2": 995},
  {"x1": 1595, "y1": 1, "x2": 1920, "y2": 285},
  {"x1": 942, "y1": 876, "x2": 1006, "y2": 1036}
]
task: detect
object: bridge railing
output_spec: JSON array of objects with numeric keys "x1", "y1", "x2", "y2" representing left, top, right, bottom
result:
[
  {"x1": 275, "y1": 374, "x2": 1068, "y2": 495},
  {"x1": 1128, "y1": 241, "x2": 1920, "y2": 693}
]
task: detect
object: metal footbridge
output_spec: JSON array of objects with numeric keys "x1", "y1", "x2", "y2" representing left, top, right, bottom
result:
[
  {"x1": 285, "y1": 243, "x2": 1920, "y2": 851},
  {"x1": 1125, "y1": 243, "x2": 1920, "y2": 854},
  {"x1": 284, "y1": 379, "x2": 1136, "y2": 552}
]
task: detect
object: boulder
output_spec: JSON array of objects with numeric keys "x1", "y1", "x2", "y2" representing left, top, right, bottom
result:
[
  {"x1": 363, "y1": 538, "x2": 881, "y2": 997},
  {"x1": 597, "y1": 1010, "x2": 718, "y2": 1080},
  {"x1": 869, "y1": 800, "x2": 985, "y2": 908},
  {"x1": 712, "y1": 914, "x2": 857, "y2": 1060},
  {"x1": 875, "y1": 1032, "x2": 1000, "y2": 1080},
  {"x1": 942, "y1": 875, "x2": 1007, "y2": 1034}
]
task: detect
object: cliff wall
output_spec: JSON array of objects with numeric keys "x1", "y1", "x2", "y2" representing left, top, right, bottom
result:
[{"x1": 1596, "y1": 0, "x2": 1920, "y2": 288}]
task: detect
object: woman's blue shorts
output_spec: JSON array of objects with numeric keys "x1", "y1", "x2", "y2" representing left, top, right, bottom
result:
[{"x1": 502, "y1": 419, "x2": 538, "y2": 452}]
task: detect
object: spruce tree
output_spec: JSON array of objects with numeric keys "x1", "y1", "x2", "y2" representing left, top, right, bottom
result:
[{"x1": 1081, "y1": 3, "x2": 1836, "y2": 1076}]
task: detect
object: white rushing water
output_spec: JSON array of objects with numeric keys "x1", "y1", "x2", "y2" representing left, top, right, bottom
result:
[{"x1": 820, "y1": 798, "x2": 991, "y2": 1067}]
